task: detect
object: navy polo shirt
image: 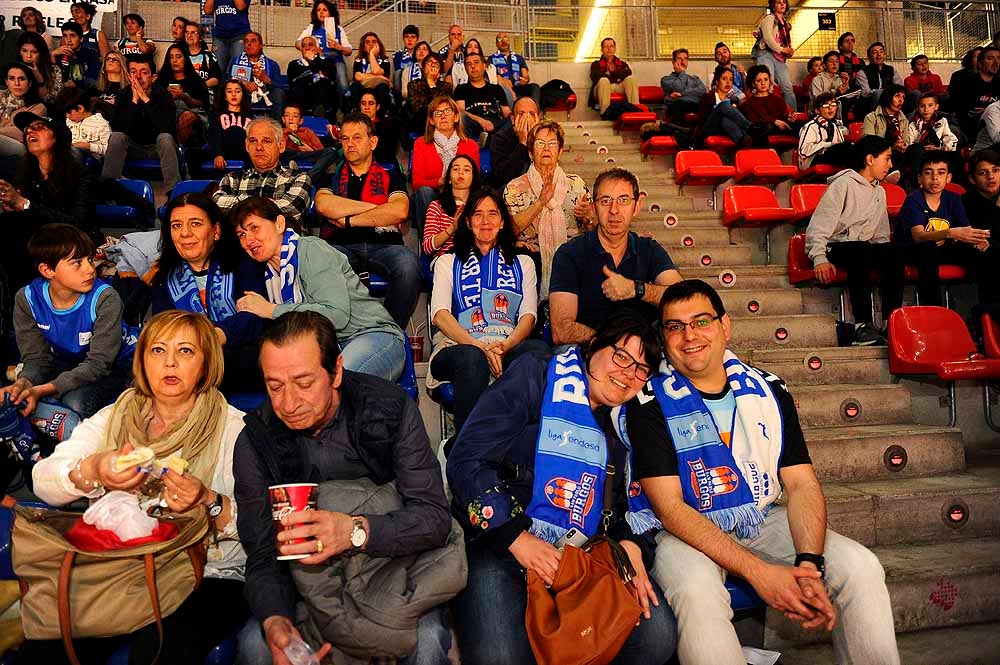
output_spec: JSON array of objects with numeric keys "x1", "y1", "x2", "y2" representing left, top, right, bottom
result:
[{"x1": 550, "y1": 230, "x2": 676, "y2": 329}]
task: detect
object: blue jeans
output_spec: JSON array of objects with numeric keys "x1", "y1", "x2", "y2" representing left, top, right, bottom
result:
[
  {"x1": 452, "y1": 538, "x2": 677, "y2": 665},
  {"x1": 235, "y1": 606, "x2": 450, "y2": 665},
  {"x1": 333, "y1": 243, "x2": 421, "y2": 328},
  {"x1": 341, "y1": 330, "x2": 405, "y2": 382},
  {"x1": 212, "y1": 35, "x2": 246, "y2": 81},
  {"x1": 703, "y1": 101, "x2": 750, "y2": 143},
  {"x1": 59, "y1": 363, "x2": 132, "y2": 419},
  {"x1": 334, "y1": 60, "x2": 350, "y2": 99},
  {"x1": 430, "y1": 339, "x2": 549, "y2": 435},
  {"x1": 756, "y1": 50, "x2": 796, "y2": 112}
]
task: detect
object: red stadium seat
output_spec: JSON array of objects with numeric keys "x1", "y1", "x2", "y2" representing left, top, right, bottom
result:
[
  {"x1": 721, "y1": 186, "x2": 796, "y2": 228},
  {"x1": 704, "y1": 135, "x2": 738, "y2": 154},
  {"x1": 902, "y1": 265, "x2": 969, "y2": 282},
  {"x1": 945, "y1": 182, "x2": 967, "y2": 196},
  {"x1": 768, "y1": 134, "x2": 799, "y2": 151},
  {"x1": 734, "y1": 149, "x2": 799, "y2": 185},
  {"x1": 882, "y1": 182, "x2": 906, "y2": 218},
  {"x1": 546, "y1": 93, "x2": 577, "y2": 118},
  {"x1": 610, "y1": 93, "x2": 625, "y2": 104},
  {"x1": 615, "y1": 103, "x2": 657, "y2": 131},
  {"x1": 789, "y1": 183, "x2": 827, "y2": 224},
  {"x1": 787, "y1": 232, "x2": 848, "y2": 285},
  {"x1": 983, "y1": 312, "x2": 1000, "y2": 358},
  {"x1": 675, "y1": 150, "x2": 735, "y2": 188},
  {"x1": 640, "y1": 136, "x2": 680, "y2": 157},
  {"x1": 847, "y1": 122, "x2": 864, "y2": 143},
  {"x1": 888, "y1": 306, "x2": 1000, "y2": 427},
  {"x1": 638, "y1": 86, "x2": 665, "y2": 105}
]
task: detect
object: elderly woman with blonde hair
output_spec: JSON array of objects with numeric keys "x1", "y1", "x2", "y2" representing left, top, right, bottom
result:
[{"x1": 24, "y1": 310, "x2": 250, "y2": 665}]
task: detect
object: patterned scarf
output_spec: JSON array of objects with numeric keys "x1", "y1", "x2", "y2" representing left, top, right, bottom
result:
[
  {"x1": 167, "y1": 261, "x2": 238, "y2": 323},
  {"x1": 912, "y1": 113, "x2": 943, "y2": 147},
  {"x1": 526, "y1": 164, "x2": 570, "y2": 296},
  {"x1": 408, "y1": 62, "x2": 423, "y2": 82},
  {"x1": 649, "y1": 352, "x2": 784, "y2": 539},
  {"x1": 333, "y1": 161, "x2": 390, "y2": 204},
  {"x1": 433, "y1": 130, "x2": 460, "y2": 170},
  {"x1": 264, "y1": 229, "x2": 302, "y2": 305},
  {"x1": 526, "y1": 347, "x2": 660, "y2": 543},
  {"x1": 451, "y1": 247, "x2": 523, "y2": 341}
]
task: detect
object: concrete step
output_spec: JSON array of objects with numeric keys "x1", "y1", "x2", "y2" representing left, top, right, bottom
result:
[
  {"x1": 835, "y1": 464, "x2": 1000, "y2": 547},
  {"x1": 766, "y1": 537, "x2": 1000, "y2": 643},
  {"x1": 719, "y1": 288, "x2": 804, "y2": 318},
  {"x1": 728, "y1": 313, "x2": 839, "y2": 351},
  {"x1": 667, "y1": 244, "x2": 753, "y2": 269},
  {"x1": 769, "y1": 621, "x2": 1000, "y2": 665},
  {"x1": 803, "y1": 423, "x2": 965, "y2": 482},
  {"x1": 683, "y1": 264, "x2": 791, "y2": 290},
  {"x1": 632, "y1": 210, "x2": 723, "y2": 226},
  {"x1": 644, "y1": 226, "x2": 733, "y2": 247},
  {"x1": 749, "y1": 346, "x2": 892, "y2": 386},
  {"x1": 791, "y1": 383, "x2": 913, "y2": 429}
]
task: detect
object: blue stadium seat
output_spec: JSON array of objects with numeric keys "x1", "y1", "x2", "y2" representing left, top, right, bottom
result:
[
  {"x1": 301, "y1": 115, "x2": 329, "y2": 138},
  {"x1": 479, "y1": 148, "x2": 492, "y2": 178},
  {"x1": 400, "y1": 336, "x2": 419, "y2": 402},
  {"x1": 366, "y1": 273, "x2": 389, "y2": 297},
  {"x1": 226, "y1": 393, "x2": 266, "y2": 412},
  {"x1": 95, "y1": 178, "x2": 154, "y2": 229},
  {"x1": 125, "y1": 146, "x2": 187, "y2": 183},
  {"x1": 157, "y1": 180, "x2": 217, "y2": 220},
  {"x1": 199, "y1": 160, "x2": 245, "y2": 176}
]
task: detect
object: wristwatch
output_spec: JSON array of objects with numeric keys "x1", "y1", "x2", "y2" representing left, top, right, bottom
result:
[
  {"x1": 350, "y1": 516, "x2": 368, "y2": 549},
  {"x1": 794, "y1": 552, "x2": 826, "y2": 579},
  {"x1": 633, "y1": 280, "x2": 645, "y2": 300},
  {"x1": 207, "y1": 491, "x2": 225, "y2": 520},
  {"x1": 344, "y1": 215, "x2": 352, "y2": 229}
]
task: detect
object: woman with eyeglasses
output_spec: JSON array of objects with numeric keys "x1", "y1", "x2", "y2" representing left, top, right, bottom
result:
[
  {"x1": 411, "y1": 95, "x2": 479, "y2": 227},
  {"x1": 447, "y1": 312, "x2": 677, "y2": 665},
  {"x1": 503, "y1": 119, "x2": 592, "y2": 296},
  {"x1": 94, "y1": 51, "x2": 130, "y2": 120},
  {"x1": 405, "y1": 51, "x2": 451, "y2": 138},
  {"x1": 426, "y1": 187, "x2": 546, "y2": 436},
  {"x1": 797, "y1": 92, "x2": 852, "y2": 169}
]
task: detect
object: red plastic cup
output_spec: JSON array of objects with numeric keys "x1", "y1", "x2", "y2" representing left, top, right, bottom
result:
[
  {"x1": 269, "y1": 483, "x2": 318, "y2": 561},
  {"x1": 409, "y1": 336, "x2": 424, "y2": 363}
]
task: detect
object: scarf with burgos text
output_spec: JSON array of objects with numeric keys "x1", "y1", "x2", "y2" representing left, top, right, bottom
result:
[
  {"x1": 649, "y1": 351, "x2": 784, "y2": 539},
  {"x1": 526, "y1": 347, "x2": 660, "y2": 544}
]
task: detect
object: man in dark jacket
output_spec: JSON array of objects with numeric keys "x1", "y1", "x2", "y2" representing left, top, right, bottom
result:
[
  {"x1": 963, "y1": 149, "x2": 1000, "y2": 305},
  {"x1": 101, "y1": 54, "x2": 181, "y2": 191},
  {"x1": 234, "y1": 311, "x2": 452, "y2": 665},
  {"x1": 487, "y1": 95, "x2": 538, "y2": 188}
]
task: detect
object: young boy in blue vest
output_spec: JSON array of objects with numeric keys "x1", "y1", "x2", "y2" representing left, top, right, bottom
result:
[{"x1": 0, "y1": 224, "x2": 135, "y2": 468}]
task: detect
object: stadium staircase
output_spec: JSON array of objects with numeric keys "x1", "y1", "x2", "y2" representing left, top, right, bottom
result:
[{"x1": 559, "y1": 120, "x2": 1000, "y2": 664}]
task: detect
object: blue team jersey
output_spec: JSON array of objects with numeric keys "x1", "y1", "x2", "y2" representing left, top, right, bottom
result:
[
  {"x1": 212, "y1": 0, "x2": 251, "y2": 39},
  {"x1": 24, "y1": 278, "x2": 137, "y2": 368}
]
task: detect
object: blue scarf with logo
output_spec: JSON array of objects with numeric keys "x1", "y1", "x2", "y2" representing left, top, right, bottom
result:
[
  {"x1": 526, "y1": 347, "x2": 661, "y2": 544},
  {"x1": 452, "y1": 248, "x2": 523, "y2": 340},
  {"x1": 649, "y1": 352, "x2": 784, "y2": 539},
  {"x1": 264, "y1": 229, "x2": 302, "y2": 305},
  {"x1": 167, "y1": 261, "x2": 238, "y2": 322}
]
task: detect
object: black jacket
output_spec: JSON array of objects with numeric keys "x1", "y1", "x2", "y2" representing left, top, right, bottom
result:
[{"x1": 111, "y1": 85, "x2": 177, "y2": 144}]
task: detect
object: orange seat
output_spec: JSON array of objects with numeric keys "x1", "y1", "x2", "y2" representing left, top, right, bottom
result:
[
  {"x1": 675, "y1": 150, "x2": 735, "y2": 188},
  {"x1": 789, "y1": 183, "x2": 826, "y2": 224},
  {"x1": 888, "y1": 306, "x2": 1000, "y2": 427},
  {"x1": 787, "y1": 232, "x2": 848, "y2": 285},
  {"x1": 983, "y1": 313, "x2": 1000, "y2": 358},
  {"x1": 847, "y1": 122, "x2": 864, "y2": 143},
  {"x1": 734, "y1": 149, "x2": 799, "y2": 185},
  {"x1": 704, "y1": 135, "x2": 738, "y2": 154},
  {"x1": 721, "y1": 185, "x2": 796, "y2": 228},
  {"x1": 640, "y1": 136, "x2": 680, "y2": 156},
  {"x1": 638, "y1": 86, "x2": 665, "y2": 105},
  {"x1": 881, "y1": 182, "x2": 906, "y2": 218}
]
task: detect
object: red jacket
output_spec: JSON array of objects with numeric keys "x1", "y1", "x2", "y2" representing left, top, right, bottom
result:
[{"x1": 410, "y1": 137, "x2": 480, "y2": 190}]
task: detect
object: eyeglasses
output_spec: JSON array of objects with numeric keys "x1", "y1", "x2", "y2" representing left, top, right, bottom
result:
[
  {"x1": 660, "y1": 315, "x2": 722, "y2": 335},
  {"x1": 595, "y1": 195, "x2": 635, "y2": 208},
  {"x1": 610, "y1": 345, "x2": 652, "y2": 382},
  {"x1": 432, "y1": 108, "x2": 455, "y2": 117},
  {"x1": 820, "y1": 101, "x2": 839, "y2": 109},
  {"x1": 533, "y1": 139, "x2": 560, "y2": 149}
]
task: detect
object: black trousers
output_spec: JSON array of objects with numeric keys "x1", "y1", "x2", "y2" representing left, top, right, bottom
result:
[
  {"x1": 900, "y1": 240, "x2": 982, "y2": 307},
  {"x1": 15, "y1": 577, "x2": 249, "y2": 665},
  {"x1": 825, "y1": 241, "x2": 905, "y2": 325}
]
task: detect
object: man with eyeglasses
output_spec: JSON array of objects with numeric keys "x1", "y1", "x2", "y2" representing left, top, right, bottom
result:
[
  {"x1": 796, "y1": 92, "x2": 851, "y2": 170},
  {"x1": 627, "y1": 279, "x2": 899, "y2": 665},
  {"x1": 549, "y1": 168, "x2": 682, "y2": 346}
]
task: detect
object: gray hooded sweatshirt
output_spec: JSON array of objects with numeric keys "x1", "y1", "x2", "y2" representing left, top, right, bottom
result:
[{"x1": 805, "y1": 168, "x2": 890, "y2": 265}]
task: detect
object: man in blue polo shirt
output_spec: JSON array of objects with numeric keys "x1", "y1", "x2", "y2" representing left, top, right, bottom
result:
[{"x1": 550, "y1": 167, "x2": 683, "y2": 345}]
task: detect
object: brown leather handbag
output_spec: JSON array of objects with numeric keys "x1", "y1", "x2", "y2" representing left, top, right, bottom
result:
[{"x1": 524, "y1": 466, "x2": 643, "y2": 665}]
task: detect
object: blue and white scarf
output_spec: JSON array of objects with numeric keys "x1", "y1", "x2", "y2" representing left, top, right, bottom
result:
[
  {"x1": 408, "y1": 62, "x2": 423, "y2": 82},
  {"x1": 452, "y1": 248, "x2": 523, "y2": 341},
  {"x1": 167, "y1": 261, "x2": 238, "y2": 322},
  {"x1": 264, "y1": 229, "x2": 303, "y2": 305},
  {"x1": 526, "y1": 347, "x2": 661, "y2": 544},
  {"x1": 650, "y1": 351, "x2": 784, "y2": 539}
]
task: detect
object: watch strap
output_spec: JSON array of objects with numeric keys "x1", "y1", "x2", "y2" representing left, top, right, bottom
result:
[
  {"x1": 794, "y1": 552, "x2": 826, "y2": 577},
  {"x1": 634, "y1": 280, "x2": 645, "y2": 300}
]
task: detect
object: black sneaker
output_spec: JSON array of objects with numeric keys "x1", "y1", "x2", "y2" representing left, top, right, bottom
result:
[{"x1": 853, "y1": 322, "x2": 886, "y2": 346}]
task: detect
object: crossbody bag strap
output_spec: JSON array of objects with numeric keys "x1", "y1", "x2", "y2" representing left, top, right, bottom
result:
[
  {"x1": 599, "y1": 463, "x2": 616, "y2": 535},
  {"x1": 143, "y1": 553, "x2": 165, "y2": 665},
  {"x1": 57, "y1": 551, "x2": 81, "y2": 665}
]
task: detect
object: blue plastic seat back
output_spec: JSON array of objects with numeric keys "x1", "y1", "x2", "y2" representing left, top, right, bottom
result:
[
  {"x1": 726, "y1": 577, "x2": 764, "y2": 611},
  {"x1": 226, "y1": 393, "x2": 266, "y2": 412},
  {"x1": 0, "y1": 507, "x2": 14, "y2": 581},
  {"x1": 301, "y1": 115, "x2": 329, "y2": 138},
  {"x1": 367, "y1": 272, "x2": 389, "y2": 297},
  {"x1": 479, "y1": 148, "x2": 492, "y2": 178},
  {"x1": 157, "y1": 180, "x2": 217, "y2": 220},
  {"x1": 95, "y1": 178, "x2": 154, "y2": 226},
  {"x1": 400, "y1": 336, "x2": 418, "y2": 402}
]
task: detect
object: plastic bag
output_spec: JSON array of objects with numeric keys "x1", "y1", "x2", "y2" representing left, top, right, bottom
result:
[{"x1": 83, "y1": 491, "x2": 158, "y2": 541}]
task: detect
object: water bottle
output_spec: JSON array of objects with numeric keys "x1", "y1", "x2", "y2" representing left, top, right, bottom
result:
[{"x1": 284, "y1": 637, "x2": 320, "y2": 665}]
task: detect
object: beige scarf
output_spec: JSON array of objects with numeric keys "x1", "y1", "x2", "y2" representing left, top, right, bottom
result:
[
  {"x1": 526, "y1": 164, "x2": 569, "y2": 295},
  {"x1": 103, "y1": 388, "x2": 228, "y2": 485}
]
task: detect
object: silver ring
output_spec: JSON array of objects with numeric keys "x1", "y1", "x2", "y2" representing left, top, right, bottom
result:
[{"x1": 172, "y1": 493, "x2": 179, "y2": 500}]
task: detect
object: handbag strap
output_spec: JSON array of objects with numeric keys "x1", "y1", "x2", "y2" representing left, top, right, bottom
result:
[
  {"x1": 599, "y1": 463, "x2": 616, "y2": 535},
  {"x1": 143, "y1": 553, "x2": 165, "y2": 665}
]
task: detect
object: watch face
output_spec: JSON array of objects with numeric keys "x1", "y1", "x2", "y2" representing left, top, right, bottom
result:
[
  {"x1": 351, "y1": 527, "x2": 366, "y2": 547},
  {"x1": 209, "y1": 505, "x2": 223, "y2": 518}
]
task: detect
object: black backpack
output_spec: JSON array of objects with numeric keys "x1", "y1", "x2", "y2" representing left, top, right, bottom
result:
[
  {"x1": 600, "y1": 100, "x2": 642, "y2": 121},
  {"x1": 540, "y1": 79, "x2": 573, "y2": 109}
]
